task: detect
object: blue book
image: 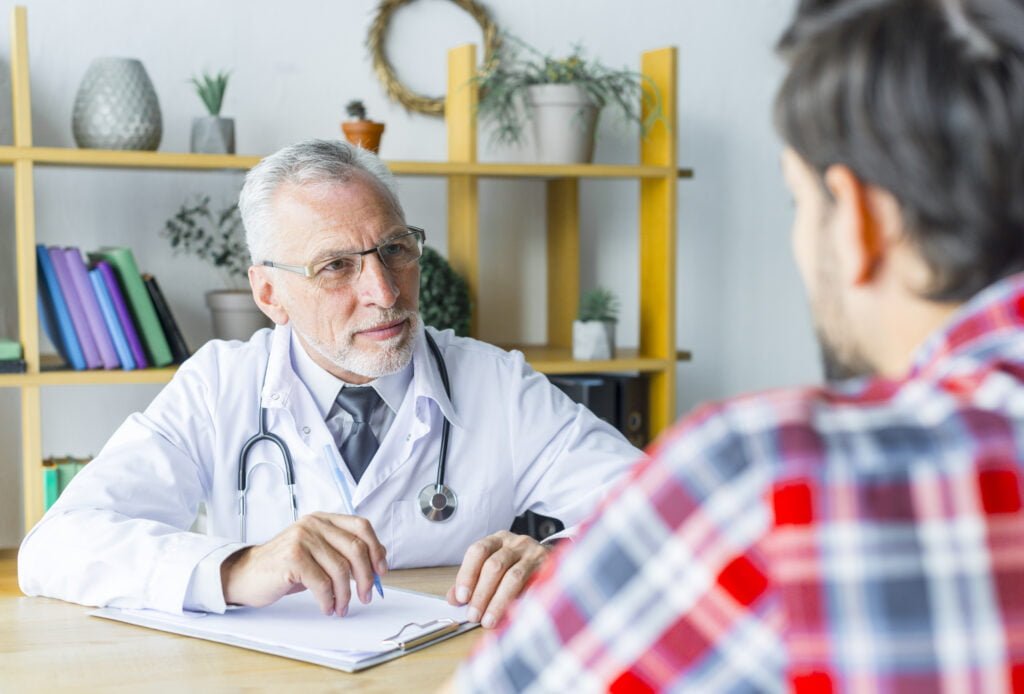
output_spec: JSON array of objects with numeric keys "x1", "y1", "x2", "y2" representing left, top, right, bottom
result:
[
  {"x1": 89, "y1": 268, "x2": 135, "y2": 370},
  {"x1": 36, "y1": 244, "x2": 86, "y2": 370}
]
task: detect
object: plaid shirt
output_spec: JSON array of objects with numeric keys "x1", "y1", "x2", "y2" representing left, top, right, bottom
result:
[{"x1": 456, "y1": 274, "x2": 1024, "y2": 693}]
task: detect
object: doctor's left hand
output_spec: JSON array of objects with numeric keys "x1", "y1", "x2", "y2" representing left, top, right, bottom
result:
[{"x1": 446, "y1": 531, "x2": 550, "y2": 629}]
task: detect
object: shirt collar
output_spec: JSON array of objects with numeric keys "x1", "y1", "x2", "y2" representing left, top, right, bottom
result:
[
  {"x1": 289, "y1": 328, "x2": 412, "y2": 418},
  {"x1": 909, "y1": 271, "x2": 1024, "y2": 379}
]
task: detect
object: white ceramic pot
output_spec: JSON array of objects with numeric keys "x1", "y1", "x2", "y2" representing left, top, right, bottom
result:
[
  {"x1": 526, "y1": 84, "x2": 600, "y2": 164},
  {"x1": 572, "y1": 319, "x2": 615, "y2": 360},
  {"x1": 191, "y1": 116, "x2": 235, "y2": 154},
  {"x1": 205, "y1": 289, "x2": 271, "y2": 341}
]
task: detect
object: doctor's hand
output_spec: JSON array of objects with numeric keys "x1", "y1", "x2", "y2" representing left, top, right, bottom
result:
[
  {"x1": 220, "y1": 512, "x2": 388, "y2": 617},
  {"x1": 446, "y1": 530, "x2": 550, "y2": 629}
]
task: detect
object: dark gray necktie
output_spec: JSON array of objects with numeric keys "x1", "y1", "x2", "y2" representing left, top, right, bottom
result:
[{"x1": 331, "y1": 386, "x2": 382, "y2": 483}]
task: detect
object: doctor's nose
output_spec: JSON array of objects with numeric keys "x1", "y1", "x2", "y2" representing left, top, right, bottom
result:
[{"x1": 355, "y1": 253, "x2": 400, "y2": 308}]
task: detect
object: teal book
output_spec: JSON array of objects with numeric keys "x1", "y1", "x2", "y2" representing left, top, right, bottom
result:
[{"x1": 42, "y1": 462, "x2": 58, "y2": 511}]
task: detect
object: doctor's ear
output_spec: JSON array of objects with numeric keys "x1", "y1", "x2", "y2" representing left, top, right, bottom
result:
[{"x1": 249, "y1": 266, "x2": 290, "y2": 325}]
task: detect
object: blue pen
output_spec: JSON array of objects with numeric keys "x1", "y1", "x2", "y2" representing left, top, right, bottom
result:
[{"x1": 324, "y1": 444, "x2": 384, "y2": 599}]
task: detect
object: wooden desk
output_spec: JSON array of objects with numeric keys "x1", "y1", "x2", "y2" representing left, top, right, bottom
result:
[{"x1": 0, "y1": 548, "x2": 481, "y2": 691}]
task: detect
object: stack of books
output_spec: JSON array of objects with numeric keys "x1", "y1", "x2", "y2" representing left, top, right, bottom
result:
[
  {"x1": 42, "y1": 455, "x2": 91, "y2": 510},
  {"x1": 36, "y1": 245, "x2": 190, "y2": 370},
  {"x1": 0, "y1": 339, "x2": 25, "y2": 373}
]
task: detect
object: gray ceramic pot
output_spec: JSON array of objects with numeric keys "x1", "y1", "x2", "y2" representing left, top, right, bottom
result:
[
  {"x1": 191, "y1": 116, "x2": 236, "y2": 154},
  {"x1": 205, "y1": 290, "x2": 271, "y2": 341},
  {"x1": 526, "y1": 84, "x2": 600, "y2": 164},
  {"x1": 72, "y1": 57, "x2": 162, "y2": 150}
]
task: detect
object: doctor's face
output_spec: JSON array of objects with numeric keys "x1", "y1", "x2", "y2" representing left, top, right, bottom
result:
[{"x1": 261, "y1": 173, "x2": 421, "y2": 383}]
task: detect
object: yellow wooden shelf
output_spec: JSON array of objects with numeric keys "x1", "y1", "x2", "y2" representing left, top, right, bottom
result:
[
  {"x1": 0, "y1": 366, "x2": 177, "y2": 387},
  {"x1": 0, "y1": 146, "x2": 691, "y2": 179},
  {"x1": 511, "y1": 346, "x2": 673, "y2": 375}
]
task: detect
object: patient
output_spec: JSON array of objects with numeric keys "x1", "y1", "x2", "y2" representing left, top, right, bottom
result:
[{"x1": 451, "y1": 0, "x2": 1024, "y2": 690}]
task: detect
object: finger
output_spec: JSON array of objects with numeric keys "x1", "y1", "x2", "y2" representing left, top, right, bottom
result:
[
  {"x1": 477, "y1": 559, "x2": 537, "y2": 629},
  {"x1": 325, "y1": 514, "x2": 389, "y2": 576},
  {"x1": 305, "y1": 541, "x2": 353, "y2": 616},
  {"x1": 292, "y1": 555, "x2": 336, "y2": 616},
  {"x1": 453, "y1": 535, "x2": 504, "y2": 606},
  {"x1": 445, "y1": 584, "x2": 459, "y2": 606},
  {"x1": 466, "y1": 547, "x2": 519, "y2": 624},
  {"x1": 312, "y1": 519, "x2": 378, "y2": 604}
]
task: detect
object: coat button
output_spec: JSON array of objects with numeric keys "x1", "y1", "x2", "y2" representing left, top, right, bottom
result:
[
  {"x1": 271, "y1": 393, "x2": 281, "y2": 401},
  {"x1": 302, "y1": 426, "x2": 311, "y2": 435}
]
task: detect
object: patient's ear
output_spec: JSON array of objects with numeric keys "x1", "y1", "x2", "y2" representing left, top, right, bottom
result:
[
  {"x1": 249, "y1": 266, "x2": 289, "y2": 325},
  {"x1": 824, "y1": 164, "x2": 886, "y2": 287}
]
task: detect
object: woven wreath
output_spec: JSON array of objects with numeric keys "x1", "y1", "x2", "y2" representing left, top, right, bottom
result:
[{"x1": 368, "y1": 0, "x2": 499, "y2": 116}]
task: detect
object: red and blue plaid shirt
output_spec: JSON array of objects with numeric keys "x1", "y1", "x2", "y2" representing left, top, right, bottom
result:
[{"x1": 456, "y1": 273, "x2": 1024, "y2": 693}]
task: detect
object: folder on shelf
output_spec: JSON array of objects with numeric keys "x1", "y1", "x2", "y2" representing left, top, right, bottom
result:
[
  {"x1": 35, "y1": 244, "x2": 86, "y2": 370},
  {"x1": 88, "y1": 247, "x2": 173, "y2": 368},
  {"x1": 94, "y1": 260, "x2": 149, "y2": 370},
  {"x1": 90, "y1": 268, "x2": 136, "y2": 370},
  {"x1": 49, "y1": 246, "x2": 101, "y2": 369},
  {"x1": 92, "y1": 586, "x2": 477, "y2": 673},
  {"x1": 63, "y1": 247, "x2": 119, "y2": 370},
  {"x1": 142, "y1": 274, "x2": 190, "y2": 364},
  {"x1": 42, "y1": 460, "x2": 58, "y2": 511}
]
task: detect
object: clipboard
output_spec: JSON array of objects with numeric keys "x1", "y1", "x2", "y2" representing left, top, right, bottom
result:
[{"x1": 91, "y1": 586, "x2": 479, "y2": 673}]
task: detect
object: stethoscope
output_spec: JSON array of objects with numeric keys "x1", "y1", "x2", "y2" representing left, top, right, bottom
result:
[{"x1": 237, "y1": 331, "x2": 457, "y2": 542}]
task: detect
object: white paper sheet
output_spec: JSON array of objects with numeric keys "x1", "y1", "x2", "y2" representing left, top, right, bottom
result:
[{"x1": 108, "y1": 586, "x2": 470, "y2": 657}]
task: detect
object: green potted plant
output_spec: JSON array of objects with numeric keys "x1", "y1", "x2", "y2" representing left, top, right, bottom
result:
[
  {"x1": 476, "y1": 33, "x2": 660, "y2": 163},
  {"x1": 190, "y1": 70, "x2": 235, "y2": 154},
  {"x1": 161, "y1": 196, "x2": 270, "y2": 341},
  {"x1": 573, "y1": 287, "x2": 619, "y2": 360},
  {"x1": 341, "y1": 100, "x2": 385, "y2": 153},
  {"x1": 419, "y1": 247, "x2": 471, "y2": 337}
]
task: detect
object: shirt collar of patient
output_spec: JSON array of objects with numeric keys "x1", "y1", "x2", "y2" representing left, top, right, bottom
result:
[{"x1": 288, "y1": 327, "x2": 410, "y2": 417}]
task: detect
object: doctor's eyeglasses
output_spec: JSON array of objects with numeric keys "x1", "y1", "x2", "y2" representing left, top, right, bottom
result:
[{"x1": 262, "y1": 227, "x2": 425, "y2": 291}]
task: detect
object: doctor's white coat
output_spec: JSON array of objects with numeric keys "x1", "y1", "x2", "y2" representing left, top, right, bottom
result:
[{"x1": 18, "y1": 325, "x2": 641, "y2": 613}]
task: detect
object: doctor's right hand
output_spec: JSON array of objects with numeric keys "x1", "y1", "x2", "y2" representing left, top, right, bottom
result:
[{"x1": 219, "y1": 512, "x2": 388, "y2": 617}]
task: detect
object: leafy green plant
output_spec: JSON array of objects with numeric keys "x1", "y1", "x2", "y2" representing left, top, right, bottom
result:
[
  {"x1": 191, "y1": 71, "x2": 230, "y2": 116},
  {"x1": 475, "y1": 32, "x2": 660, "y2": 146},
  {"x1": 346, "y1": 99, "x2": 368, "y2": 121},
  {"x1": 419, "y1": 247, "x2": 471, "y2": 337},
  {"x1": 578, "y1": 287, "x2": 619, "y2": 323},
  {"x1": 161, "y1": 196, "x2": 248, "y2": 287}
]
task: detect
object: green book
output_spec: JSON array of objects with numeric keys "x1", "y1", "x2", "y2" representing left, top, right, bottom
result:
[
  {"x1": 42, "y1": 462, "x2": 58, "y2": 511},
  {"x1": 88, "y1": 247, "x2": 173, "y2": 367},
  {"x1": 56, "y1": 460, "x2": 79, "y2": 495},
  {"x1": 0, "y1": 339, "x2": 22, "y2": 361}
]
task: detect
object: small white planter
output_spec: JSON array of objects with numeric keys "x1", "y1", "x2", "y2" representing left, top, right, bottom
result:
[
  {"x1": 526, "y1": 84, "x2": 600, "y2": 164},
  {"x1": 191, "y1": 116, "x2": 235, "y2": 154},
  {"x1": 205, "y1": 289, "x2": 271, "y2": 341},
  {"x1": 573, "y1": 320, "x2": 615, "y2": 360}
]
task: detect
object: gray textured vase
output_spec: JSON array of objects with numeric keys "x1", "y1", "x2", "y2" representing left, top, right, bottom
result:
[
  {"x1": 72, "y1": 57, "x2": 162, "y2": 150},
  {"x1": 526, "y1": 84, "x2": 600, "y2": 163}
]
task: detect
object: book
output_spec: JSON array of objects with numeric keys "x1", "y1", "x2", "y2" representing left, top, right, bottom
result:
[
  {"x1": 36, "y1": 244, "x2": 86, "y2": 370},
  {"x1": 49, "y1": 246, "x2": 101, "y2": 369},
  {"x1": 0, "y1": 359, "x2": 27, "y2": 373},
  {"x1": 90, "y1": 268, "x2": 135, "y2": 370},
  {"x1": 142, "y1": 274, "x2": 190, "y2": 364},
  {"x1": 42, "y1": 461, "x2": 58, "y2": 511},
  {"x1": 88, "y1": 248, "x2": 173, "y2": 367},
  {"x1": 94, "y1": 260, "x2": 148, "y2": 369},
  {"x1": 63, "y1": 247, "x2": 119, "y2": 370}
]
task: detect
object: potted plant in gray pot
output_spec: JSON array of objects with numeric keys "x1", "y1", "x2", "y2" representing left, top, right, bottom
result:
[
  {"x1": 161, "y1": 196, "x2": 271, "y2": 341},
  {"x1": 476, "y1": 34, "x2": 660, "y2": 163},
  {"x1": 190, "y1": 70, "x2": 235, "y2": 154},
  {"x1": 573, "y1": 287, "x2": 618, "y2": 360}
]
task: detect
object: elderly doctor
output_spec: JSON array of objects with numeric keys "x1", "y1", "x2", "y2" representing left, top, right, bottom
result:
[{"x1": 18, "y1": 139, "x2": 640, "y2": 628}]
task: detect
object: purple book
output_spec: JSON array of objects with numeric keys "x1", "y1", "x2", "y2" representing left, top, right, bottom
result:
[
  {"x1": 95, "y1": 260, "x2": 148, "y2": 369},
  {"x1": 49, "y1": 246, "x2": 101, "y2": 369},
  {"x1": 63, "y1": 247, "x2": 118, "y2": 369}
]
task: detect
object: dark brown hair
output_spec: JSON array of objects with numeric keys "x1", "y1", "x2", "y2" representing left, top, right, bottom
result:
[{"x1": 775, "y1": 0, "x2": 1024, "y2": 300}]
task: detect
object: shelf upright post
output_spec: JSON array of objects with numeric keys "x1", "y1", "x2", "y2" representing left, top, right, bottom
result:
[
  {"x1": 546, "y1": 179, "x2": 579, "y2": 350},
  {"x1": 445, "y1": 44, "x2": 480, "y2": 335},
  {"x1": 639, "y1": 47, "x2": 678, "y2": 436},
  {"x1": 10, "y1": 5, "x2": 44, "y2": 530}
]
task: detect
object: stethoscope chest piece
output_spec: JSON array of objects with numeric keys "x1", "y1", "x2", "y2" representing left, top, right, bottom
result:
[{"x1": 418, "y1": 483, "x2": 457, "y2": 522}]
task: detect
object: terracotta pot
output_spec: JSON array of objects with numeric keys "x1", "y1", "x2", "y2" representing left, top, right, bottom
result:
[{"x1": 341, "y1": 120, "x2": 385, "y2": 153}]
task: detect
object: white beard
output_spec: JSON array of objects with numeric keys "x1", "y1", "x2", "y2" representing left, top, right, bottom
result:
[{"x1": 299, "y1": 310, "x2": 420, "y2": 379}]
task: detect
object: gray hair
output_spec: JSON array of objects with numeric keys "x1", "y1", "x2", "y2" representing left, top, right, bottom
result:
[{"x1": 239, "y1": 139, "x2": 403, "y2": 263}]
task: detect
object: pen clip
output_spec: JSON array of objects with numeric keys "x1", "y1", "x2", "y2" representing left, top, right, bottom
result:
[{"x1": 381, "y1": 618, "x2": 460, "y2": 650}]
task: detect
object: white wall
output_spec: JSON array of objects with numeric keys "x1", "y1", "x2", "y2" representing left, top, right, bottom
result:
[{"x1": 0, "y1": 0, "x2": 820, "y2": 546}]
